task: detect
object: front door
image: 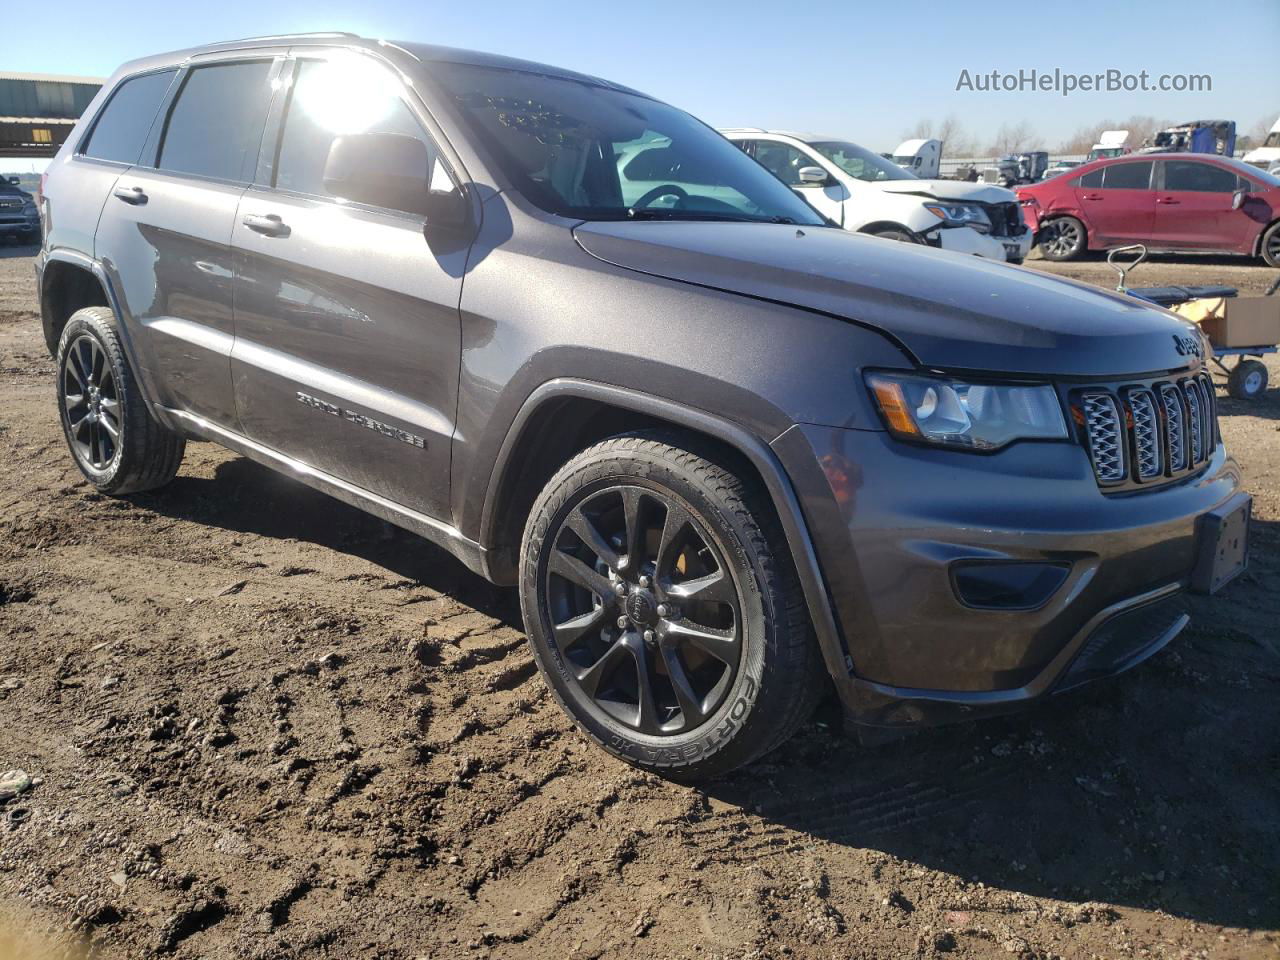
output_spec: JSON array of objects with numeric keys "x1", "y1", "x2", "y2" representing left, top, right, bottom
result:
[
  {"x1": 1153, "y1": 159, "x2": 1256, "y2": 250},
  {"x1": 748, "y1": 139, "x2": 848, "y2": 225},
  {"x1": 230, "y1": 53, "x2": 468, "y2": 521}
]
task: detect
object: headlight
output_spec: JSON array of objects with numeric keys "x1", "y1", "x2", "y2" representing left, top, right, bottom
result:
[
  {"x1": 866, "y1": 371, "x2": 1067, "y2": 450},
  {"x1": 922, "y1": 201, "x2": 991, "y2": 233}
]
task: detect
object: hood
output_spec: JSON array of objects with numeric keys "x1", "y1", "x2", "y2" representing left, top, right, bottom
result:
[
  {"x1": 1242, "y1": 146, "x2": 1280, "y2": 164},
  {"x1": 573, "y1": 221, "x2": 1202, "y2": 378},
  {"x1": 874, "y1": 179, "x2": 1016, "y2": 204}
]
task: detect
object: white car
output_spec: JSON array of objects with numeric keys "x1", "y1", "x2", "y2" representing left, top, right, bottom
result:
[{"x1": 720, "y1": 129, "x2": 1033, "y2": 263}]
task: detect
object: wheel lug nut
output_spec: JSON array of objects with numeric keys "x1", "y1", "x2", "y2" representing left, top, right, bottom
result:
[
  {"x1": 616, "y1": 616, "x2": 628, "y2": 629},
  {"x1": 639, "y1": 575, "x2": 650, "y2": 588},
  {"x1": 643, "y1": 630, "x2": 655, "y2": 643},
  {"x1": 656, "y1": 604, "x2": 669, "y2": 618},
  {"x1": 614, "y1": 582, "x2": 627, "y2": 596},
  {"x1": 617, "y1": 556, "x2": 629, "y2": 570}
]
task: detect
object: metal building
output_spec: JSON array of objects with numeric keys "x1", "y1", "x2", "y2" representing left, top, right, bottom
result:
[{"x1": 0, "y1": 71, "x2": 103, "y2": 157}]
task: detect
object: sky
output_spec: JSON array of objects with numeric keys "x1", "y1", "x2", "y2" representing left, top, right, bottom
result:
[{"x1": 7, "y1": 0, "x2": 1279, "y2": 156}]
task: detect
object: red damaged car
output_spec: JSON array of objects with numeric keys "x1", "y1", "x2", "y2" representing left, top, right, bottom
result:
[{"x1": 1017, "y1": 154, "x2": 1280, "y2": 266}]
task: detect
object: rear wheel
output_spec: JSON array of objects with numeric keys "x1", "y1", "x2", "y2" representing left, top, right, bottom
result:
[
  {"x1": 56, "y1": 306, "x2": 186, "y2": 494},
  {"x1": 1227, "y1": 359, "x2": 1268, "y2": 400},
  {"x1": 1039, "y1": 216, "x2": 1087, "y2": 261},
  {"x1": 519, "y1": 432, "x2": 824, "y2": 781}
]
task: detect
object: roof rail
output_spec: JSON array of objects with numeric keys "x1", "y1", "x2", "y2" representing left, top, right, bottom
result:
[{"x1": 221, "y1": 31, "x2": 362, "y2": 44}]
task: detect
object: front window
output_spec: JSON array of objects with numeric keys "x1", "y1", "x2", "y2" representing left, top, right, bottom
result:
[
  {"x1": 808, "y1": 141, "x2": 916, "y2": 182},
  {"x1": 431, "y1": 63, "x2": 823, "y2": 224}
]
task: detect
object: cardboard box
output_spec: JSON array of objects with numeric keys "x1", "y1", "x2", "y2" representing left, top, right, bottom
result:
[{"x1": 1173, "y1": 296, "x2": 1280, "y2": 349}]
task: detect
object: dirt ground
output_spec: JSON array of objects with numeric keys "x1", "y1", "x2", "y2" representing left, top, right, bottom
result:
[{"x1": 1, "y1": 241, "x2": 1277, "y2": 960}]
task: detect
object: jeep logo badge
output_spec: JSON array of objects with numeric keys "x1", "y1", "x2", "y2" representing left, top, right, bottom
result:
[{"x1": 1172, "y1": 333, "x2": 1202, "y2": 358}]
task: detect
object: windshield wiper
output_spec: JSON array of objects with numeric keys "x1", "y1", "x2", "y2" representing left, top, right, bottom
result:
[{"x1": 625, "y1": 208, "x2": 796, "y2": 224}]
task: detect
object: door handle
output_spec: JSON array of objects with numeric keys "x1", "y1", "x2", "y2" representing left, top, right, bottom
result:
[
  {"x1": 112, "y1": 185, "x2": 147, "y2": 205},
  {"x1": 1081, "y1": 193, "x2": 1104, "y2": 201},
  {"x1": 242, "y1": 213, "x2": 290, "y2": 237},
  {"x1": 1156, "y1": 197, "x2": 1180, "y2": 205}
]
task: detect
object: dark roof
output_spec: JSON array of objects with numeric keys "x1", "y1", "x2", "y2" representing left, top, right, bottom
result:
[{"x1": 393, "y1": 42, "x2": 654, "y2": 100}]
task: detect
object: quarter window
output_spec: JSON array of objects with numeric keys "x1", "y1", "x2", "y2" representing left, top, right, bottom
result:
[
  {"x1": 274, "y1": 58, "x2": 440, "y2": 212},
  {"x1": 1164, "y1": 160, "x2": 1238, "y2": 193},
  {"x1": 81, "y1": 70, "x2": 176, "y2": 165},
  {"x1": 1076, "y1": 168, "x2": 1104, "y2": 188},
  {"x1": 158, "y1": 61, "x2": 274, "y2": 182},
  {"x1": 1100, "y1": 161, "x2": 1152, "y2": 190}
]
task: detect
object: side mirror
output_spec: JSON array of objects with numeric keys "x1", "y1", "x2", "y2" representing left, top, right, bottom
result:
[
  {"x1": 1231, "y1": 188, "x2": 1248, "y2": 211},
  {"x1": 797, "y1": 165, "x2": 829, "y2": 186},
  {"x1": 323, "y1": 133, "x2": 466, "y2": 227}
]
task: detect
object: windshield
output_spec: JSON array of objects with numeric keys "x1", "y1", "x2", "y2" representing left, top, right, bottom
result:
[
  {"x1": 809, "y1": 141, "x2": 917, "y2": 182},
  {"x1": 1217, "y1": 155, "x2": 1280, "y2": 188},
  {"x1": 432, "y1": 63, "x2": 824, "y2": 224}
]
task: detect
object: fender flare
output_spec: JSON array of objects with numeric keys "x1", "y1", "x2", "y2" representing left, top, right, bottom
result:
[
  {"x1": 480, "y1": 378, "x2": 850, "y2": 685},
  {"x1": 39, "y1": 248, "x2": 167, "y2": 422}
]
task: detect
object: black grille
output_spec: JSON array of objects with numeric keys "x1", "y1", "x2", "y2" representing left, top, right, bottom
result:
[
  {"x1": 1075, "y1": 372, "x2": 1217, "y2": 490},
  {"x1": 1058, "y1": 594, "x2": 1187, "y2": 690},
  {"x1": 982, "y1": 201, "x2": 1025, "y2": 238}
]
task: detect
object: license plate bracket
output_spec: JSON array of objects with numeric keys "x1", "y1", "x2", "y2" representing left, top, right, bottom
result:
[{"x1": 1190, "y1": 493, "x2": 1251, "y2": 594}]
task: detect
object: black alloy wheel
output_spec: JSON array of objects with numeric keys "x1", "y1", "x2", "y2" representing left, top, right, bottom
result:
[
  {"x1": 544, "y1": 483, "x2": 742, "y2": 736},
  {"x1": 62, "y1": 334, "x2": 122, "y2": 471}
]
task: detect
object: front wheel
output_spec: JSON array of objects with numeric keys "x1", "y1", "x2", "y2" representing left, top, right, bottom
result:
[
  {"x1": 1227, "y1": 359, "x2": 1268, "y2": 400},
  {"x1": 870, "y1": 226, "x2": 919, "y2": 244},
  {"x1": 1039, "y1": 216, "x2": 1087, "y2": 261},
  {"x1": 1261, "y1": 221, "x2": 1280, "y2": 268},
  {"x1": 519, "y1": 432, "x2": 824, "y2": 781}
]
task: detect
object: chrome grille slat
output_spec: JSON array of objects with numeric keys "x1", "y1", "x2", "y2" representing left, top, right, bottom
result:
[
  {"x1": 1127, "y1": 390, "x2": 1161, "y2": 480},
  {"x1": 1183, "y1": 380, "x2": 1205, "y2": 464},
  {"x1": 1160, "y1": 384, "x2": 1187, "y2": 472},
  {"x1": 1082, "y1": 394, "x2": 1125, "y2": 484}
]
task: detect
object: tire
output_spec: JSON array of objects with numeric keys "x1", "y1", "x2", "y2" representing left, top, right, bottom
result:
[
  {"x1": 56, "y1": 306, "x2": 186, "y2": 494},
  {"x1": 518, "y1": 431, "x2": 825, "y2": 781},
  {"x1": 1038, "y1": 216, "x2": 1087, "y2": 261},
  {"x1": 1227, "y1": 360, "x2": 1268, "y2": 400},
  {"x1": 870, "y1": 227, "x2": 918, "y2": 244},
  {"x1": 1261, "y1": 221, "x2": 1280, "y2": 268}
]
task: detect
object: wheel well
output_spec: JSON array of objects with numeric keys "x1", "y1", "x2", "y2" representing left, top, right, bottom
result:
[
  {"x1": 40, "y1": 261, "x2": 110, "y2": 355},
  {"x1": 484, "y1": 397, "x2": 768, "y2": 584},
  {"x1": 857, "y1": 221, "x2": 912, "y2": 236},
  {"x1": 1253, "y1": 217, "x2": 1280, "y2": 258}
]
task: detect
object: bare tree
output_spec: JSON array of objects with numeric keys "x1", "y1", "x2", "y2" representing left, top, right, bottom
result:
[
  {"x1": 900, "y1": 115, "x2": 977, "y2": 156},
  {"x1": 987, "y1": 120, "x2": 1041, "y2": 156}
]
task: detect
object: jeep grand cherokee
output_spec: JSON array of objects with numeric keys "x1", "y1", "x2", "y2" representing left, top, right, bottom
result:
[{"x1": 36, "y1": 33, "x2": 1250, "y2": 779}]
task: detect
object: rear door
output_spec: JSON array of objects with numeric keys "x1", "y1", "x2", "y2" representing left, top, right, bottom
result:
[
  {"x1": 230, "y1": 51, "x2": 468, "y2": 520},
  {"x1": 94, "y1": 53, "x2": 283, "y2": 430},
  {"x1": 1071, "y1": 160, "x2": 1154, "y2": 244},
  {"x1": 47, "y1": 69, "x2": 177, "y2": 261},
  {"x1": 1153, "y1": 159, "x2": 1256, "y2": 250}
]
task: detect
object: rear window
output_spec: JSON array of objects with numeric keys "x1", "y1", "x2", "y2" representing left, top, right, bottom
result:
[
  {"x1": 157, "y1": 61, "x2": 274, "y2": 182},
  {"x1": 81, "y1": 70, "x2": 176, "y2": 165}
]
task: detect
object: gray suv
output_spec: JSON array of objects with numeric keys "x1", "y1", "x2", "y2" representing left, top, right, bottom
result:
[{"x1": 37, "y1": 33, "x2": 1251, "y2": 779}]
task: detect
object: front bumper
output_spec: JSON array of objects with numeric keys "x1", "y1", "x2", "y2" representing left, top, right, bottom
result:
[
  {"x1": 773, "y1": 423, "x2": 1244, "y2": 730},
  {"x1": 933, "y1": 224, "x2": 1033, "y2": 263},
  {"x1": 0, "y1": 217, "x2": 38, "y2": 237}
]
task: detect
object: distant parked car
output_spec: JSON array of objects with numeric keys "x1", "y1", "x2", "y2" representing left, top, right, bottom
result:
[
  {"x1": 1017, "y1": 153, "x2": 1280, "y2": 265},
  {"x1": 721, "y1": 129, "x2": 1031, "y2": 263},
  {"x1": 0, "y1": 177, "x2": 39, "y2": 243},
  {"x1": 1041, "y1": 160, "x2": 1082, "y2": 181}
]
